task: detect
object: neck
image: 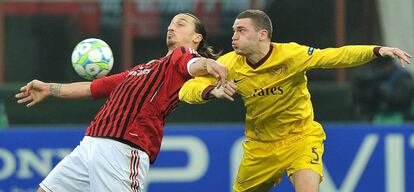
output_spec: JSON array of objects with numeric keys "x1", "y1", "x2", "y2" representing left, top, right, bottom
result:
[
  {"x1": 166, "y1": 43, "x2": 198, "y2": 56},
  {"x1": 166, "y1": 45, "x2": 175, "y2": 56},
  {"x1": 166, "y1": 49, "x2": 174, "y2": 56},
  {"x1": 246, "y1": 42, "x2": 271, "y2": 64}
]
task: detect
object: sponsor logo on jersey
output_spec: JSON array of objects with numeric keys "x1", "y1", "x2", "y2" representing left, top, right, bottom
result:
[
  {"x1": 252, "y1": 86, "x2": 283, "y2": 97},
  {"x1": 234, "y1": 78, "x2": 244, "y2": 83},
  {"x1": 128, "y1": 66, "x2": 151, "y2": 76}
]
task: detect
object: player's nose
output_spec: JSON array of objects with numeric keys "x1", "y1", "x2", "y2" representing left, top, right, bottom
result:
[{"x1": 167, "y1": 24, "x2": 175, "y2": 32}]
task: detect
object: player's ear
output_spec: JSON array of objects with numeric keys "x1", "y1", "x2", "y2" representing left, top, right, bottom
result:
[
  {"x1": 259, "y1": 29, "x2": 268, "y2": 41},
  {"x1": 193, "y1": 34, "x2": 203, "y2": 44}
]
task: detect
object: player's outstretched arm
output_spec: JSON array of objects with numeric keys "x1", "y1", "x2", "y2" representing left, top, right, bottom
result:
[
  {"x1": 378, "y1": 47, "x2": 411, "y2": 67},
  {"x1": 189, "y1": 58, "x2": 228, "y2": 85},
  {"x1": 15, "y1": 80, "x2": 92, "y2": 107}
]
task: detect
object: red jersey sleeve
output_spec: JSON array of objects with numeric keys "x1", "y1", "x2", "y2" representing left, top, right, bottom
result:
[
  {"x1": 170, "y1": 47, "x2": 201, "y2": 79},
  {"x1": 90, "y1": 71, "x2": 129, "y2": 99}
]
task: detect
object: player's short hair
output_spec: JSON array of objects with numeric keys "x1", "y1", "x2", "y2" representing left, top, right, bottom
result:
[
  {"x1": 184, "y1": 13, "x2": 221, "y2": 60},
  {"x1": 237, "y1": 10, "x2": 273, "y2": 39}
]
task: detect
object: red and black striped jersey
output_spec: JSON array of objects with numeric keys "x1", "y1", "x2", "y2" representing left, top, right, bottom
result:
[{"x1": 85, "y1": 47, "x2": 200, "y2": 163}]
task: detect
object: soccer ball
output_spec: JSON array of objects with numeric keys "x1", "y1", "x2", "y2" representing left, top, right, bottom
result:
[{"x1": 71, "y1": 38, "x2": 114, "y2": 80}]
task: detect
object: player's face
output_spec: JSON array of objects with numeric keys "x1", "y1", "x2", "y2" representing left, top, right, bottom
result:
[
  {"x1": 231, "y1": 18, "x2": 261, "y2": 56},
  {"x1": 167, "y1": 14, "x2": 202, "y2": 50}
]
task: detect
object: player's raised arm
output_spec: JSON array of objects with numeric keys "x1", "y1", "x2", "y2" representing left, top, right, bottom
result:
[
  {"x1": 15, "y1": 80, "x2": 92, "y2": 107},
  {"x1": 188, "y1": 57, "x2": 228, "y2": 85}
]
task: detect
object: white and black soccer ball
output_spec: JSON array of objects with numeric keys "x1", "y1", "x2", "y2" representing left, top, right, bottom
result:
[{"x1": 71, "y1": 38, "x2": 114, "y2": 80}]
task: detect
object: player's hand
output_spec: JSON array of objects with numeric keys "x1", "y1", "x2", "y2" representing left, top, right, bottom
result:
[
  {"x1": 206, "y1": 60, "x2": 228, "y2": 85},
  {"x1": 210, "y1": 80, "x2": 237, "y2": 101},
  {"x1": 15, "y1": 79, "x2": 50, "y2": 107},
  {"x1": 379, "y1": 47, "x2": 411, "y2": 67}
]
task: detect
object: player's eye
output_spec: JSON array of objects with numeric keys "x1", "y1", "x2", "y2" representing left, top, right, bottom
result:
[{"x1": 176, "y1": 22, "x2": 185, "y2": 27}]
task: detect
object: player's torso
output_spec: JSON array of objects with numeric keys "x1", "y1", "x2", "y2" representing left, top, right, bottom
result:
[
  {"x1": 90, "y1": 56, "x2": 184, "y2": 137},
  {"x1": 221, "y1": 43, "x2": 319, "y2": 140},
  {"x1": 111, "y1": 58, "x2": 185, "y2": 119},
  {"x1": 88, "y1": 47, "x2": 197, "y2": 163}
]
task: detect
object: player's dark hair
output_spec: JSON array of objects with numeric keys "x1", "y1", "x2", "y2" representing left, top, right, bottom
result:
[
  {"x1": 237, "y1": 10, "x2": 273, "y2": 39},
  {"x1": 184, "y1": 13, "x2": 221, "y2": 60}
]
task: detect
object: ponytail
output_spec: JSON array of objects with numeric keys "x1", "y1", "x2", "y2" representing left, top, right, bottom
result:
[{"x1": 197, "y1": 39, "x2": 221, "y2": 60}]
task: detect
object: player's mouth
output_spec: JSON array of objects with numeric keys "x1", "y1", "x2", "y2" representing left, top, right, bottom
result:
[{"x1": 232, "y1": 43, "x2": 238, "y2": 50}]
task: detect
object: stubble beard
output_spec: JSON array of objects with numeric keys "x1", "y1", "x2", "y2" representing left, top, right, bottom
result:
[{"x1": 166, "y1": 37, "x2": 176, "y2": 50}]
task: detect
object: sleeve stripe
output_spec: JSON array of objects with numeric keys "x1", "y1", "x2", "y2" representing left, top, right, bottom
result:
[
  {"x1": 189, "y1": 48, "x2": 198, "y2": 54},
  {"x1": 186, "y1": 57, "x2": 201, "y2": 77}
]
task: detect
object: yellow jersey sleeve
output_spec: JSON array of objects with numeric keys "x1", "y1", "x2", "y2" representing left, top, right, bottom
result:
[
  {"x1": 179, "y1": 53, "x2": 238, "y2": 104},
  {"x1": 301, "y1": 44, "x2": 378, "y2": 70},
  {"x1": 179, "y1": 76, "x2": 216, "y2": 104}
]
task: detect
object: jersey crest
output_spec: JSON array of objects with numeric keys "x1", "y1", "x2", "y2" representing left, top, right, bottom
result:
[{"x1": 268, "y1": 64, "x2": 288, "y2": 76}]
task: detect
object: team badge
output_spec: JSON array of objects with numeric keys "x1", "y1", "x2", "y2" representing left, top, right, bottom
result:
[{"x1": 268, "y1": 64, "x2": 287, "y2": 76}]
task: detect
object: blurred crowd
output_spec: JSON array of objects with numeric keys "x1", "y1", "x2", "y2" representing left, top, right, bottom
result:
[{"x1": 352, "y1": 58, "x2": 414, "y2": 124}]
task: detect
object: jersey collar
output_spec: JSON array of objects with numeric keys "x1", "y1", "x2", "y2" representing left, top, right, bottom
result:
[{"x1": 246, "y1": 44, "x2": 273, "y2": 69}]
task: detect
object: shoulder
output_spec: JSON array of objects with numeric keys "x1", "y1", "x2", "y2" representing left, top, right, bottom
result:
[
  {"x1": 168, "y1": 47, "x2": 200, "y2": 67},
  {"x1": 274, "y1": 42, "x2": 313, "y2": 56},
  {"x1": 217, "y1": 51, "x2": 242, "y2": 64},
  {"x1": 275, "y1": 42, "x2": 308, "y2": 50}
]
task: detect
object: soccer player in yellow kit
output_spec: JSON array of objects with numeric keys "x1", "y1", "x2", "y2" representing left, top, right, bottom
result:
[{"x1": 179, "y1": 10, "x2": 411, "y2": 192}]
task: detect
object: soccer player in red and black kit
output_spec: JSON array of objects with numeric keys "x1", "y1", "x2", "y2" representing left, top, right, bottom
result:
[{"x1": 15, "y1": 13, "x2": 229, "y2": 192}]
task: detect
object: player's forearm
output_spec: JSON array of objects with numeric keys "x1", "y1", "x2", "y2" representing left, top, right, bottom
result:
[
  {"x1": 49, "y1": 82, "x2": 92, "y2": 99},
  {"x1": 179, "y1": 80, "x2": 211, "y2": 104},
  {"x1": 189, "y1": 58, "x2": 210, "y2": 77}
]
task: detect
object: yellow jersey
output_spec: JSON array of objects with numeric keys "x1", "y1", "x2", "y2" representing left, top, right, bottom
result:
[{"x1": 179, "y1": 42, "x2": 378, "y2": 141}]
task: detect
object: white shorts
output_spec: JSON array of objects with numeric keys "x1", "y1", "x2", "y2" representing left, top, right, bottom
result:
[{"x1": 40, "y1": 136, "x2": 150, "y2": 192}]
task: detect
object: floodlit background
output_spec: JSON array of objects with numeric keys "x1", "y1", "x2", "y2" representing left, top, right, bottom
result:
[{"x1": 0, "y1": 0, "x2": 413, "y2": 192}]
